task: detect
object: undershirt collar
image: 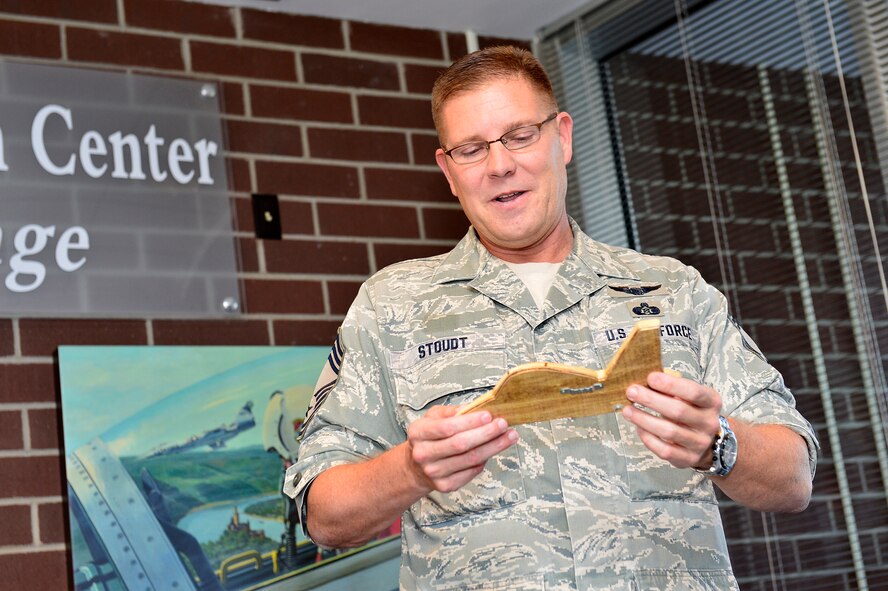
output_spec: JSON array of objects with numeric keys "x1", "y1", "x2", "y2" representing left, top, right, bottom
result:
[{"x1": 504, "y1": 261, "x2": 562, "y2": 308}]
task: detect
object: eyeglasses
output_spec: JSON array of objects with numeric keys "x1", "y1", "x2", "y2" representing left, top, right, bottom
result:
[{"x1": 442, "y1": 113, "x2": 558, "y2": 164}]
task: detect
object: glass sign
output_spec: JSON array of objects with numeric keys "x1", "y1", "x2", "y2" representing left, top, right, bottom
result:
[{"x1": 0, "y1": 61, "x2": 240, "y2": 316}]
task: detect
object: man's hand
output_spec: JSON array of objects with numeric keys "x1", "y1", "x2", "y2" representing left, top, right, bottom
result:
[
  {"x1": 306, "y1": 405, "x2": 518, "y2": 548},
  {"x1": 621, "y1": 371, "x2": 812, "y2": 512},
  {"x1": 407, "y1": 405, "x2": 519, "y2": 493},
  {"x1": 621, "y1": 371, "x2": 721, "y2": 470}
]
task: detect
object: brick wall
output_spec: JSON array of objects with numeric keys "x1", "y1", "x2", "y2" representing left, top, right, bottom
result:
[
  {"x1": 0, "y1": 1, "x2": 528, "y2": 588},
  {"x1": 608, "y1": 51, "x2": 888, "y2": 590}
]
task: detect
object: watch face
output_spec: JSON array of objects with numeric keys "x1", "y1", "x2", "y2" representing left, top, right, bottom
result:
[{"x1": 721, "y1": 434, "x2": 738, "y2": 468}]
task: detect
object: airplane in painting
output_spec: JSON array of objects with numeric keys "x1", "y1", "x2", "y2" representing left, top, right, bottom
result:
[{"x1": 146, "y1": 401, "x2": 256, "y2": 458}]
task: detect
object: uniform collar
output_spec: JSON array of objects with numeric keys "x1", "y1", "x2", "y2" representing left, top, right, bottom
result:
[
  {"x1": 431, "y1": 218, "x2": 640, "y2": 284},
  {"x1": 431, "y1": 218, "x2": 641, "y2": 327}
]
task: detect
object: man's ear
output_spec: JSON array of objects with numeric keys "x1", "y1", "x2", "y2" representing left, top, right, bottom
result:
[
  {"x1": 557, "y1": 112, "x2": 574, "y2": 166},
  {"x1": 435, "y1": 149, "x2": 459, "y2": 197}
]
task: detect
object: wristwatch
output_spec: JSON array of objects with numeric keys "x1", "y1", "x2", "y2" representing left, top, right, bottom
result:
[{"x1": 694, "y1": 415, "x2": 737, "y2": 477}]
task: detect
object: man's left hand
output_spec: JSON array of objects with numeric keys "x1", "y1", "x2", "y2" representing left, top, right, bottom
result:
[{"x1": 621, "y1": 371, "x2": 721, "y2": 470}]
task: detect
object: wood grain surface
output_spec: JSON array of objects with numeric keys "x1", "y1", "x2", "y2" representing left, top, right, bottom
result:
[{"x1": 456, "y1": 319, "x2": 675, "y2": 425}]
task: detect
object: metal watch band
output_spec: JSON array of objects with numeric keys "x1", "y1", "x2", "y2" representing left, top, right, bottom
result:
[{"x1": 693, "y1": 415, "x2": 736, "y2": 477}]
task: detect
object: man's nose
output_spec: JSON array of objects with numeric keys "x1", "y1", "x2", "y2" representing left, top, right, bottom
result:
[{"x1": 485, "y1": 141, "x2": 516, "y2": 177}]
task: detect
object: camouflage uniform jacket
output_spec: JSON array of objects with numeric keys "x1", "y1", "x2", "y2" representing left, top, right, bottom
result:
[{"x1": 287, "y1": 219, "x2": 818, "y2": 591}]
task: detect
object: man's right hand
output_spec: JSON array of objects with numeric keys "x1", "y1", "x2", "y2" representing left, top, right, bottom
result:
[
  {"x1": 406, "y1": 405, "x2": 519, "y2": 494},
  {"x1": 305, "y1": 405, "x2": 518, "y2": 548}
]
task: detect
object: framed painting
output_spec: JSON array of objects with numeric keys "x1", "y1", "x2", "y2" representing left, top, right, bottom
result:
[{"x1": 58, "y1": 346, "x2": 399, "y2": 591}]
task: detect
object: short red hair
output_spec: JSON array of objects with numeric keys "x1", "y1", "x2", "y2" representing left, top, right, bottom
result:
[{"x1": 431, "y1": 46, "x2": 558, "y2": 141}]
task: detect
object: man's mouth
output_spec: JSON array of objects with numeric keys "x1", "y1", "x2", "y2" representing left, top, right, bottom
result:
[{"x1": 493, "y1": 191, "x2": 525, "y2": 203}]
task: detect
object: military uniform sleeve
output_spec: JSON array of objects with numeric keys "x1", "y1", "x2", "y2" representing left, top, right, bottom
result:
[
  {"x1": 284, "y1": 282, "x2": 404, "y2": 539},
  {"x1": 689, "y1": 267, "x2": 819, "y2": 476}
]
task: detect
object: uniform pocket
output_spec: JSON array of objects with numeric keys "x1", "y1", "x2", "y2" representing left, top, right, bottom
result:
[
  {"x1": 438, "y1": 573, "x2": 545, "y2": 591},
  {"x1": 595, "y1": 321, "x2": 714, "y2": 503},
  {"x1": 392, "y1": 345, "x2": 527, "y2": 526},
  {"x1": 393, "y1": 345, "x2": 507, "y2": 422},
  {"x1": 634, "y1": 569, "x2": 738, "y2": 590},
  {"x1": 617, "y1": 410, "x2": 716, "y2": 503}
]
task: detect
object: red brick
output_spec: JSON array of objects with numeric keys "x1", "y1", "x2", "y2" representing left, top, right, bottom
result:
[
  {"x1": 802, "y1": 193, "x2": 832, "y2": 224},
  {"x1": 729, "y1": 189, "x2": 784, "y2": 220},
  {"x1": 702, "y1": 92, "x2": 753, "y2": 123},
  {"x1": 124, "y1": 0, "x2": 234, "y2": 37},
  {"x1": 412, "y1": 133, "x2": 441, "y2": 166},
  {"x1": 251, "y1": 85, "x2": 352, "y2": 123},
  {"x1": 611, "y1": 83, "x2": 672, "y2": 117},
  {"x1": 642, "y1": 185, "x2": 710, "y2": 218},
  {"x1": 735, "y1": 289, "x2": 798, "y2": 321},
  {"x1": 0, "y1": 504, "x2": 31, "y2": 545},
  {"x1": 447, "y1": 32, "x2": 468, "y2": 60},
  {"x1": 233, "y1": 196, "x2": 254, "y2": 232},
  {"x1": 328, "y1": 281, "x2": 363, "y2": 314},
  {"x1": 706, "y1": 61, "x2": 760, "y2": 93},
  {"x1": 152, "y1": 320, "x2": 269, "y2": 345},
  {"x1": 629, "y1": 54, "x2": 689, "y2": 87},
  {"x1": 242, "y1": 9, "x2": 343, "y2": 48},
  {"x1": 405, "y1": 63, "x2": 445, "y2": 95},
  {"x1": 0, "y1": 411, "x2": 23, "y2": 450},
  {"x1": 772, "y1": 500, "x2": 836, "y2": 534},
  {"x1": 38, "y1": 502, "x2": 66, "y2": 544},
  {"x1": 221, "y1": 81, "x2": 245, "y2": 115},
  {"x1": 700, "y1": 221, "x2": 775, "y2": 252},
  {"x1": 637, "y1": 217, "x2": 692, "y2": 251},
  {"x1": 754, "y1": 324, "x2": 810, "y2": 356},
  {"x1": 374, "y1": 243, "x2": 452, "y2": 270},
  {"x1": 28, "y1": 408, "x2": 59, "y2": 450},
  {"x1": 773, "y1": 98, "x2": 812, "y2": 128},
  {"x1": 698, "y1": 253, "x2": 738, "y2": 287},
  {"x1": 829, "y1": 325, "x2": 857, "y2": 356},
  {"x1": 308, "y1": 128, "x2": 408, "y2": 163},
  {"x1": 20, "y1": 319, "x2": 147, "y2": 356},
  {"x1": 318, "y1": 203, "x2": 419, "y2": 238},
  {"x1": 67, "y1": 27, "x2": 183, "y2": 70},
  {"x1": 742, "y1": 255, "x2": 797, "y2": 286},
  {"x1": 226, "y1": 119, "x2": 302, "y2": 157},
  {"x1": 274, "y1": 320, "x2": 342, "y2": 345},
  {"x1": 621, "y1": 149, "x2": 680, "y2": 182},
  {"x1": 423, "y1": 207, "x2": 469, "y2": 240},
  {"x1": 798, "y1": 536, "x2": 857, "y2": 571},
  {"x1": 279, "y1": 200, "x2": 314, "y2": 235},
  {"x1": 827, "y1": 359, "x2": 864, "y2": 389},
  {"x1": 358, "y1": 95, "x2": 433, "y2": 129},
  {"x1": 0, "y1": 320, "x2": 12, "y2": 356},
  {"x1": 712, "y1": 157, "x2": 764, "y2": 187},
  {"x1": 349, "y1": 21, "x2": 443, "y2": 60},
  {"x1": 0, "y1": 0, "x2": 117, "y2": 22},
  {"x1": 302, "y1": 53, "x2": 399, "y2": 90},
  {"x1": 0, "y1": 455, "x2": 62, "y2": 497},
  {"x1": 797, "y1": 225, "x2": 838, "y2": 255},
  {"x1": 265, "y1": 240, "x2": 369, "y2": 275},
  {"x1": 256, "y1": 160, "x2": 359, "y2": 198},
  {"x1": 365, "y1": 167, "x2": 451, "y2": 201},
  {"x1": 228, "y1": 158, "x2": 252, "y2": 193},
  {"x1": 716, "y1": 125, "x2": 769, "y2": 156},
  {"x1": 0, "y1": 19, "x2": 60, "y2": 58},
  {"x1": 237, "y1": 237, "x2": 259, "y2": 272},
  {"x1": 812, "y1": 292, "x2": 849, "y2": 320},
  {"x1": 0, "y1": 551, "x2": 69, "y2": 591},
  {"x1": 191, "y1": 40, "x2": 295, "y2": 81},
  {"x1": 242, "y1": 279, "x2": 323, "y2": 314},
  {"x1": 636, "y1": 118, "x2": 701, "y2": 151},
  {"x1": 0, "y1": 364, "x2": 56, "y2": 404},
  {"x1": 478, "y1": 36, "x2": 531, "y2": 51}
]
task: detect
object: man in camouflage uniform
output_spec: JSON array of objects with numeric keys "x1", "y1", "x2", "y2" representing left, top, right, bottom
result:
[{"x1": 285, "y1": 46, "x2": 818, "y2": 590}]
